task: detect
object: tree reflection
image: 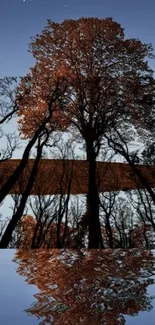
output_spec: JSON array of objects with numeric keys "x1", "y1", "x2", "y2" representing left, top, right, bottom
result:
[{"x1": 13, "y1": 249, "x2": 155, "y2": 325}]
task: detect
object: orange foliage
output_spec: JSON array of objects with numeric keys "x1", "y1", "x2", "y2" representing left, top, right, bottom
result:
[
  {"x1": 17, "y1": 215, "x2": 36, "y2": 248},
  {"x1": 17, "y1": 215, "x2": 153, "y2": 249},
  {"x1": 18, "y1": 215, "x2": 72, "y2": 248},
  {"x1": 17, "y1": 17, "x2": 154, "y2": 139},
  {"x1": 17, "y1": 64, "x2": 69, "y2": 138}
]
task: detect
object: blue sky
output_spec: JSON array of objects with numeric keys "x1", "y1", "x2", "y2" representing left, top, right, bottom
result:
[{"x1": 0, "y1": 0, "x2": 155, "y2": 78}]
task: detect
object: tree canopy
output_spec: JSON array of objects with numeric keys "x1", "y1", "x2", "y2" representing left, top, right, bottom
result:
[{"x1": 17, "y1": 17, "x2": 154, "y2": 143}]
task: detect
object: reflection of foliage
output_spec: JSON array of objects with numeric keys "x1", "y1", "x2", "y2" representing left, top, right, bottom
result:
[{"x1": 13, "y1": 249, "x2": 155, "y2": 325}]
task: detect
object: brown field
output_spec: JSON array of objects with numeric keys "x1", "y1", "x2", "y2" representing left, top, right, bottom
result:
[{"x1": 0, "y1": 159, "x2": 155, "y2": 195}]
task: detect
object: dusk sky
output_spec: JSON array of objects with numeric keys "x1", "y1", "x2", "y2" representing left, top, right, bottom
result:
[{"x1": 0, "y1": 0, "x2": 155, "y2": 78}]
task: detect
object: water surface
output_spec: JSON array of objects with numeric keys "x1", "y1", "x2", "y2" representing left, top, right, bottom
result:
[{"x1": 0, "y1": 249, "x2": 155, "y2": 324}]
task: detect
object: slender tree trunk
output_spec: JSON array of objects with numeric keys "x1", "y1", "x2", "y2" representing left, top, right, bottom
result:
[
  {"x1": 0, "y1": 106, "x2": 53, "y2": 204},
  {"x1": 86, "y1": 140, "x2": 103, "y2": 248},
  {"x1": 105, "y1": 217, "x2": 113, "y2": 248},
  {"x1": 128, "y1": 162, "x2": 155, "y2": 206},
  {"x1": 0, "y1": 137, "x2": 44, "y2": 248}
]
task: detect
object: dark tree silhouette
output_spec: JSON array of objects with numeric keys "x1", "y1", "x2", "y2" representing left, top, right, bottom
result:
[{"x1": 17, "y1": 17, "x2": 154, "y2": 248}]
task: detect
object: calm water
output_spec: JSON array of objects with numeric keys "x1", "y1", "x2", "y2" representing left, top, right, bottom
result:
[{"x1": 0, "y1": 249, "x2": 155, "y2": 325}]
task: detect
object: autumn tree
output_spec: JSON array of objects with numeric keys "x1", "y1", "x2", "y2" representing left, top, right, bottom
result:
[
  {"x1": 0, "y1": 73, "x2": 68, "y2": 247},
  {"x1": 17, "y1": 17, "x2": 154, "y2": 248},
  {"x1": 0, "y1": 75, "x2": 67, "y2": 205}
]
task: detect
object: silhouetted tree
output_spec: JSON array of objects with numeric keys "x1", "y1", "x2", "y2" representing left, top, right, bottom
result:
[
  {"x1": 17, "y1": 17, "x2": 154, "y2": 247},
  {"x1": 0, "y1": 77, "x2": 67, "y2": 204},
  {"x1": 0, "y1": 130, "x2": 52, "y2": 247}
]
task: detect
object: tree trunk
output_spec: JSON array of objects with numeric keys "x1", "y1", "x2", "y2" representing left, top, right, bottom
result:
[
  {"x1": 0, "y1": 104, "x2": 53, "y2": 205},
  {"x1": 86, "y1": 140, "x2": 103, "y2": 248},
  {"x1": 105, "y1": 217, "x2": 113, "y2": 248},
  {"x1": 0, "y1": 137, "x2": 43, "y2": 248}
]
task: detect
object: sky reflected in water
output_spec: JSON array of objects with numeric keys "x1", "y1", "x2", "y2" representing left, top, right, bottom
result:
[
  {"x1": 0, "y1": 249, "x2": 155, "y2": 324},
  {"x1": 0, "y1": 250, "x2": 39, "y2": 325}
]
